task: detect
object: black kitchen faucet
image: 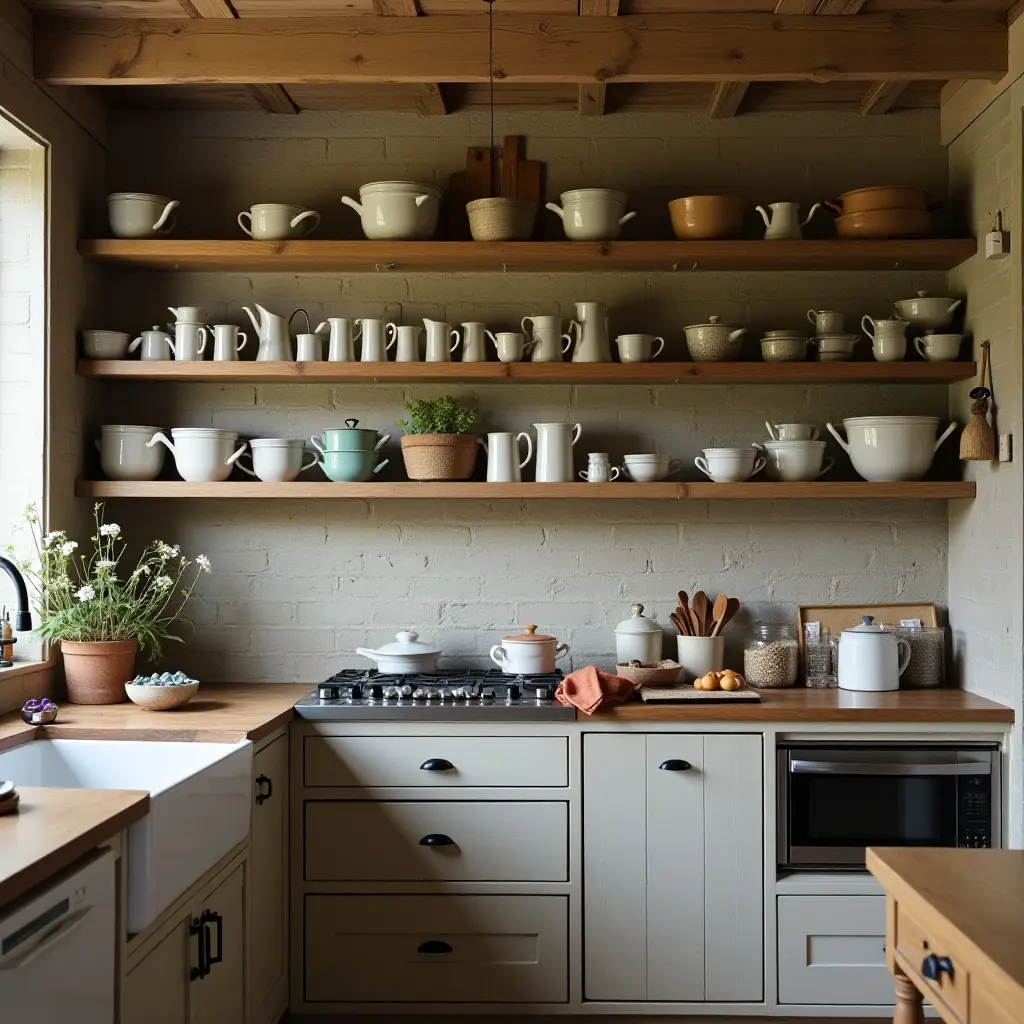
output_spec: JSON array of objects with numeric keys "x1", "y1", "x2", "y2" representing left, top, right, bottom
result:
[{"x1": 0, "y1": 556, "x2": 32, "y2": 631}]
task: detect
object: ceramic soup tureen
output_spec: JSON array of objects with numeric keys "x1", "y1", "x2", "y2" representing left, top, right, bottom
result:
[{"x1": 490, "y1": 625, "x2": 570, "y2": 675}]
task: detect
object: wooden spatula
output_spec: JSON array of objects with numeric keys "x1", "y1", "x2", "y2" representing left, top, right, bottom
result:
[
  {"x1": 670, "y1": 610, "x2": 689, "y2": 636},
  {"x1": 708, "y1": 593, "x2": 728, "y2": 637},
  {"x1": 691, "y1": 591, "x2": 709, "y2": 637},
  {"x1": 710, "y1": 597, "x2": 741, "y2": 638}
]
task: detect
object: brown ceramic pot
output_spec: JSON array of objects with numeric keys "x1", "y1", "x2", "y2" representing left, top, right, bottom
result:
[
  {"x1": 61, "y1": 639, "x2": 137, "y2": 704},
  {"x1": 668, "y1": 195, "x2": 744, "y2": 240}
]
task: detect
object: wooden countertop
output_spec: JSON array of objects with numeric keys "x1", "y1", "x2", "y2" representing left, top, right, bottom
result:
[
  {"x1": 868, "y1": 848, "x2": 1024, "y2": 1014},
  {"x1": 0, "y1": 787, "x2": 149, "y2": 909},
  {"x1": 598, "y1": 687, "x2": 1014, "y2": 722}
]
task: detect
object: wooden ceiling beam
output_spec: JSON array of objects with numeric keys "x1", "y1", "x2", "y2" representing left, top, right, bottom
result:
[
  {"x1": 35, "y1": 13, "x2": 1009, "y2": 87},
  {"x1": 177, "y1": 0, "x2": 298, "y2": 113},
  {"x1": 816, "y1": 0, "x2": 865, "y2": 13},
  {"x1": 859, "y1": 78, "x2": 909, "y2": 115},
  {"x1": 373, "y1": 0, "x2": 447, "y2": 116},
  {"x1": 578, "y1": 0, "x2": 618, "y2": 117},
  {"x1": 708, "y1": 80, "x2": 749, "y2": 118},
  {"x1": 773, "y1": 1, "x2": 819, "y2": 12}
]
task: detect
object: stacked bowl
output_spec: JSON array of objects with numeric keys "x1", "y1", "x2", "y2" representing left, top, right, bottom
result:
[
  {"x1": 826, "y1": 187, "x2": 932, "y2": 239},
  {"x1": 760, "y1": 330, "x2": 810, "y2": 363},
  {"x1": 311, "y1": 419, "x2": 390, "y2": 481},
  {"x1": 622, "y1": 453, "x2": 681, "y2": 482}
]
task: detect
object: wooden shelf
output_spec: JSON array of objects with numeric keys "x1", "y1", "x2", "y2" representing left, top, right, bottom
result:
[
  {"x1": 77, "y1": 360, "x2": 977, "y2": 385},
  {"x1": 77, "y1": 238, "x2": 977, "y2": 274},
  {"x1": 75, "y1": 481, "x2": 976, "y2": 501}
]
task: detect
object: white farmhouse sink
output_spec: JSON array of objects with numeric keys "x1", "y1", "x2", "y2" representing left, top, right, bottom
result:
[{"x1": 0, "y1": 739, "x2": 252, "y2": 932}]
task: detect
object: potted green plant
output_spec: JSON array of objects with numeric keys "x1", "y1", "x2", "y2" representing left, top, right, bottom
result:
[
  {"x1": 397, "y1": 395, "x2": 479, "y2": 481},
  {"x1": 10, "y1": 503, "x2": 211, "y2": 704}
]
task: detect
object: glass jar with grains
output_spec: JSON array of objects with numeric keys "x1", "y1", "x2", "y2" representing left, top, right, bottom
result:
[{"x1": 744, "y1": 623, "x2": 799, "y2": 688}]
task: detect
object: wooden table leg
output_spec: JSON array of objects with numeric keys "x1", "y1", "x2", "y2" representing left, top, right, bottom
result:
[{"x1": 893, "y1": 971, "x2": 925, "y2": 1024}]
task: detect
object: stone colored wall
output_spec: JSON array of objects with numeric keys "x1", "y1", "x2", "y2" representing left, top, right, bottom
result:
[{"x1": 91, "y1": 106, "x2": 957, "y2": 682}]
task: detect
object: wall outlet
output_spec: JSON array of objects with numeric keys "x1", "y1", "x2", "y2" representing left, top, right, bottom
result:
[
  {"x1": 985, "y1": 212, "x2": 1010, "y2": 259},
  {"x1": 999, "y1": 433, "x2": 1013, "y2": 462}
]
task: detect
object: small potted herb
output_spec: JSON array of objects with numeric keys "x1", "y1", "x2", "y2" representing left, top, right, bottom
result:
[{"x1": 396, "y1": 396, "x2": 478, "y2": 481}]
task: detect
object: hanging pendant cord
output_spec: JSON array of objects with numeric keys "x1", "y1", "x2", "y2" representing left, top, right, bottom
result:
[{"x1": 485, "y1": 0, "x2": 496, "y2": 196}]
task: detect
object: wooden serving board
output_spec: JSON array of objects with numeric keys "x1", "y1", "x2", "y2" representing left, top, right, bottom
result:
[{"x1": 640, "y1": 685, "x2": 761, "y2": 703}]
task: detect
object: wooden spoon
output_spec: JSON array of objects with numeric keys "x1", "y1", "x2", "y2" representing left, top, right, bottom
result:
[
  {"x1": 710, "y1": 597, "x2": 741, "y2": 638},
  {"x1": 689, "y1": 608, "x2": 703, "y2": 637},
  {"x1": 691, "y1": 591, "x2": 709, "y2": 637},
  {"x1": 677, "y1": 590, "x2": 691, "y2": 629},
  {"x1": 670, "y1": 610, "x2": 689, "y2": 636},
  {"x1": 708, "y1": 593, "x2": 729, "y2": 637}
]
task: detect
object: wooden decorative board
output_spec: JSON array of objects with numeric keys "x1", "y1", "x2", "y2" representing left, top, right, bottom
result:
[{"x1": 640, "y1": 685, "x2": 761, "y2": 703}]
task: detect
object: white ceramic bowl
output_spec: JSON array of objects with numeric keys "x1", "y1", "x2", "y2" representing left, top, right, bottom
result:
[
  {"x1": 762, "y1": 440, "x2": 833, "y2": 482},
  {"x1": 97, "y1": 425, "x2": 164, "y2": 481},
  {"x1": 238, "y1": 438, "x2": 317, "y2": 483},
  {"x1": 82, "y1": 330, "x2": 130, "y2": 359},
  {"x1": 695, "y1": 447, "x2": 766, "y2": 483},
  {"x1": 546, "y1": 189, "x2": 636, "y2": 241},
  {"x1": 915, "y1": 334, "x2": 963, "y2": 362},
  {"x1": 893, "y1": 292, "x2": 962, "y2": 330},
  {"x1": 623, "y1": 455, "x2": 681, "y2": 482},
  {"x1": 767, "y1": 422, "x2": 819, "y2": 441},
  {"x1": 124, "y1": 681, "x2": 199, "y2": 711},
  {"x1": 827, "y1": 416, "x2": 958, "y2": 482},
  {"x1": 147, "y1": 428, "x2": 247, "y2": 483},
  {"x1": 761, "y1": 337, "x2": 809, "y2": 362},
  {"x1": 107, "y1": 192, "x2": 179, "y2": 239},
  {"x1": 237, "y1": 203, "x2": 320, "y2": 241},
  {"x1": 341, "y1": 181, "x2": 441, "y2": 240}
]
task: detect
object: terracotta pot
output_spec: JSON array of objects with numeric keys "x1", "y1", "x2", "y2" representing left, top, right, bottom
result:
[
  {"x1": 832, "y1": 208, "x2": 931, "y2": 239},
  {"x1": 400, "y1": 434, "x2": 478, "y2": 481},
  {"x1": 827, "y1": 186, "x2": 931, "y2": 215},
  {"x1": 61, "y1": 639, "x2": 137, "y2": 704},
  {"x1": 668, "y1": 195, "x2": 743, "y2": 240}
]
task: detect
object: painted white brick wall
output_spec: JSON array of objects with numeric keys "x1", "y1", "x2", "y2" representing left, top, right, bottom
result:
[{"x1": 94, "y1": 107, "x2": 953, "y2": 683}]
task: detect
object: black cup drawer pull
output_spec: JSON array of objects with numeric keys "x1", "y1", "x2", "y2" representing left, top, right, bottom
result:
[
  {"x1": 419, "y1": 833, "x2": 455, "y2": 847},
  {"x1": 420, "y1": 758, "x2": 454, "y2": 771},
  {"x1": 659, "y1": 759, "x2": 693, "y2": 771},
  {"x1": 922, "y1": 953, "x2": 955, "y2": 981},
  {"x1": 418, "y1": 940, "x2": 453, "y2": 955},
  {"x1": 255, "y1": 774, "x2": 273, "y2": 804}
]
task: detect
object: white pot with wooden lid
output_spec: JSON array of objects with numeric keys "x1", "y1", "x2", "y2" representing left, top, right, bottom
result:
[{"x1": 490, "y1": 625, "x2": 570, "y2": 675}]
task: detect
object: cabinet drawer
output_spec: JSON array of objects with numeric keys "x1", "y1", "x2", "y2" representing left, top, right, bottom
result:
[
  {"x1": 304, "y1": 735, "x2": 568, "y2": 788},
  {"x1": 778, "y1": 896, "x2": 892, "y2": 1005},
  {"x1": 304, "y1": 894, "x2": 568, "y2": 1003},
  {"x1": 305, "y1": 800, "x2": 567, "y2": 881},
  {"x1": 896, "y1": 903, "x2": 970, "y2": 1023}
]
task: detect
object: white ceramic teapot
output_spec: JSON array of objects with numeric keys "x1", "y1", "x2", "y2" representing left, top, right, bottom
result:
[
  {"x1": 831, "y1": 616, "x2": 911, "y2": 692},
  {"x1": 756, "y1": 202, "x2": 822, "y2": 241}
]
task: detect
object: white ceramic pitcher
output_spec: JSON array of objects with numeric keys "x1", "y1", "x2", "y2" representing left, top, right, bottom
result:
[
  {"x1": 316, "y1": 318, "x2": 358, "y2": 363},
  {"x1": 423, "y1": 318, "x2": 460, "y2": 362},
  {"x1": 534, "y1": 422, "x2": 582, "y2": 482},
  {"x1": 461, "y1": 322, "x2": 489, "y2": 363},
  {"x1": 756, "y1": 202, "x2": 822, "y2": 240},
  {"x1": 389, "y1": 324, "x2": 423, "y2": 362},
  {"x1": 567, "y1": 301, "x2": 612, "y2": 363},
  {"x1": 357, "y1": 319, "x2": 392, "y2": 362},
  {"x1": 243, "y1": 303, "x2": 293, "y2": 362},
  {"x1": 479, "y1": 431, "x2": 534, "y2": 483},
  {"x1": 522, "y1": 315, "x2": 573, "y2": 363}
]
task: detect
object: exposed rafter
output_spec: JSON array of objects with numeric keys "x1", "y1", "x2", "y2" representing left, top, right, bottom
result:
[
  {"x1": 860, "y1": 78, "x2": 909, "y2": 115},
  {"x1": 773, "y1": 1, "x2": 820, "y2": 12},
  {"x1": 708, "y1": 81, "x2": 748, "y2": 118},
  {"x1": 35, "y1": 14, "x2": 1009, "y2": 87},
  {"x1": 816, "y1": 0, "x2": 866, "y2": 13},
  {"x1": 373, "y1": 0, "x2": 447, "y2": 115},
  {"x1": 578, "y1": 0, "x2": 619, "y2": 116},
  {"x1": 177, "y1": 0, "x2": 298, "y2": 113}
]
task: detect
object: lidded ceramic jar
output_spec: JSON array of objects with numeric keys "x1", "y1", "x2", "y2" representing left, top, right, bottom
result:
[
  {"x1": 614, "y1": 604, "x2": 663, "y2": 665},
  {"x1": 490, "y1": 625, "x2": 570, "y2": 675}
]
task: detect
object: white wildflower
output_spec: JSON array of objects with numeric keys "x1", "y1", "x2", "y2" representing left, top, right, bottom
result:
[
  {"x1": 95, "y1": 559, "x2": 116, "y2": 574},
  {"x1": 99, "y1": 523, "x2": 121, "y2": 537},
  {"x1": 155, "y1": 575, "x2": 173, "y2": 590},
  {"x1": 196, "y1": 554, "x2": 211, "y2": 572},
  {"x1": 60, "y1": 540, "x2": 78, "y2": 556},
  {"x1": 43, "y1": 531, "x2": 65, "y2": 547},
  {"x1": 75, "y1": 584, "x2": 95, "y2": 602}
]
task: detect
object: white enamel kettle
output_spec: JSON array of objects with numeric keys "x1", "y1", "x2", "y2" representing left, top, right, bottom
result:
[
  {"x1": 756, "y1": 202, "x2": 822, "y2": 241},
  {"x1": 242, "y1": 303, "x2": 294, "y2": 361},
  {"x1": 831, "y1": 616, "x2": 911, "y2": 692}
]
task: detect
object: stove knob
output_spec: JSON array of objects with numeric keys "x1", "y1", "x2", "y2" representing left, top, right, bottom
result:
[
  {"x1": 400, "y1": 684, "x2": 413, "y2": 697},
  {"x1": 384, "y1": 686, "x2": 400, "y2": 700},
  {"x1": 481, "y1": 688, "x2": 496, "y2": 702},
  {"x1": 318, "y1": 685, "x2": 339, "y2": 700},
  {"x1": 369, "y1": 684, "x2": 384, "y2": 701},
  {"x1": 349, "y1": 684, "x2": 362, "y2": 701},
  {"x1": 452, "y1": 687, "x2": 468, "y2": 700},
  {"x1": 506, "y1": 684, "x2": 521, "y2": 702},
  {"x1": 426, "y1": 688, "x2": 441, "y2": 701},
  {"x1": 534, "y1": 685, "x2": 552, "y2": 701},
  {"x1": 412, "y1": 688, "x2": 428, "y2": 701}
]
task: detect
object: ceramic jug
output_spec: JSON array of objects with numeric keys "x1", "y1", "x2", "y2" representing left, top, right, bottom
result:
[
  {"x1": 316, "y1": 318, "x2": 358, "y2": 363},
  {"x1": 243, "y1": 303, "x2": 293, "y2": 362},
  {"x1": 534, "y1": 422, "x2": 583, "y2": 482},
  {"x1": 756, "y1": 202, "x2": 822, "y2": 241},
  {"x1": 173, "y1": 322, "x2": 207, "y2": 361},
  {"x1": 389, "y1": 324, "x2": 423, "y2": 363},
  {"x1": 356, "y1": 319, "x2": 392, "y2": 362},
  {"x1": 479, "y1": 431, "x2": 534, "y2": 483},
  {"x1": 579, "y1": 452, "x2": 621, "y2": 483},
  {"x1": 129, "y1": 326, "x2": 173, "y2": 361},
  {"x1": 167, "y1": 305, "x2": 204, "y2": 324},
  {"x1": 460, "y1": 322, "x2": 489, "y2": 363},
  {"x1": 423, "y1": 319, "x2": 460, "y2": 362},
  {"x1": 211, "y1": 324, "x2": 247, "y2": 362},
  {"x1": 861, "y1": 315, "x2": 909, "y2": 342},
  {"x1": 830, "y1": 615, "x2": 912, "y2": 692},
  {"x1": 522, "y1": 315, "x2": 573, "y2": 363},
  {"x1": 296, "y1": 333, "x2": 322, "y2": 362},
  {"x1": 567, "y1": 302, "x2": 612, "y2": 363}
]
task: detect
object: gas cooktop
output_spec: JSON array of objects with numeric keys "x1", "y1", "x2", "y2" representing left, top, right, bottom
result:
[{"x1": 293, "y1": 669, "x2": 574, "y2": 721}]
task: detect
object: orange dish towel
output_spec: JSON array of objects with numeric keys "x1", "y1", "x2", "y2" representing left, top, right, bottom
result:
[{"x1": 555, "y1": 665, "x2": 636, "y2": 716}]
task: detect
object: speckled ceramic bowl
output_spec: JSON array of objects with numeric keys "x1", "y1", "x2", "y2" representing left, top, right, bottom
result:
[{"x1": 124, "y1": 681, "x2": 199, "y2": 711}]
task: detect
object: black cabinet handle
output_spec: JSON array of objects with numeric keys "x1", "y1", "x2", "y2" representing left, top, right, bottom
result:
[
  {"x1": 255, "y1": 774, "x2": 273, "y2": 805},
  {"x1": 659, "y1": 759, "x2": 692, "y2": 771},
  {"x1": 190, "y1": 915, "x2": 209, "y2": 980},
  {"x1": 420, "y1": 758, "x2": 454, "y2": 771},
  {"x1": 921, "y1": 953, "x2": 954, "y2": 982},
  {"x1": 418, "y1": 940, "x2": 453, "y2": 954},
  {"x1": 419, "y1": 833, "x2": 455, "y2": 847},
  {"x1": 204, "y1": 910, "x2": 224, "y2": 970}
]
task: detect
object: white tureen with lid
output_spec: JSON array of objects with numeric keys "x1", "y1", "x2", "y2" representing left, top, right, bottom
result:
[
  {"x1": 490, "y1": 625, "x2": 570, "y2": 676},
  {"x1": 356, "y1": 631, "x2": 441, "y2": 674}
]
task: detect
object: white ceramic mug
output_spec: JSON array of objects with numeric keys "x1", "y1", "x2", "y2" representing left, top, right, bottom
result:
[
  {"x1": 460, "y1": 322, "x2": 489, "y2": 363},
  {"x1": 174, "y1": 322, "x2": 208, "y2": 361},
  {"x1": 237, "y1": 204, "x2": 320, "y2": 241},
  {"x1": 479, "y1": 431, "x2": 533, "y2": 483},
  {"x1": 295, "y1": 333, "x2": 322, "y2": 362},
  {"x1": 676, "y1": 635, "x2": 725, "y2": 683},
  {"x1": 211, "y1": 324, "x2": 248, "y2": 362},
  {"x1": 108, "y1": 193, "x2": 178, "y2": 239},
  {"x1": 762, "y1": 440, "x2": 834, "y2": 482},
  {"x1": 579, "y1": 453, "x2": 621, "y2": 483},
  {"x1": 95, "y1": 425, "x2": 164, "y2": 481},
  {"x1": 872, "y1": 336, "x2": 908, "y2": 362},
  {"x1": 522, "y1": 315, "x2": 572, "y2": 363},
  {"x1": 915, "y1": 334, "x2": 962, "y2": 362},
  {"x1": 237, "y1": 439, "x2": 317, "y2": 482},
  {"x1": 765, "y1": 421, "x2": 819, "y2": 441},
  {"x1": 129, "y1": 327, "x2": 174, "y2": 361},
  {"x1": 388, "y1": 324, "x2": 423, "y2": 363},
  {"x1": 146, "y1": 428, "x2": 247, "y2": 482},
  {"x1": 807, "y1": 309, "x2": 845, "y2": 335},
  {"x1": 694, "y1": 447, "x2": 766, "y2": 483},
  {"x1": 489, "y1": 331, "x2": 527, "y2": 363},
  {"x1": 616, "y1": 333, "x2": 666, "y2": 363},
  {"x1": 317, "y1": 318, "x2": 359, "y2": 363},
  {"x1": 357, "y1": 319, "x2": 391, "y2": 362}
]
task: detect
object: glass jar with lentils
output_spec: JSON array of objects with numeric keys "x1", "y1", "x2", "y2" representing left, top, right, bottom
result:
[{"x1": 744, "y1": 623, "x2": 799, "y2": 688}]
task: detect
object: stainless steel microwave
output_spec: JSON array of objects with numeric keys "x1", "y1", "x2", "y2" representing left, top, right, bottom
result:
[{"x1": 777, "y1": 743, "x2": 1000, "y2": 870}]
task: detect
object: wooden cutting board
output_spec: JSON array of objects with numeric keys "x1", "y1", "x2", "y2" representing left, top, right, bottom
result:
[{"x1": 640, "y1": 685, "x2": 761, "y2": 703}]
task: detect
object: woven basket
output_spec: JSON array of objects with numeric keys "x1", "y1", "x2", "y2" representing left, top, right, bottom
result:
[
  {"x1": 466, "y1": 198, "x2": 537, "y2": 242},
  {"x1": 401, "y1": 434, "x2": 478, "y2": 481}
]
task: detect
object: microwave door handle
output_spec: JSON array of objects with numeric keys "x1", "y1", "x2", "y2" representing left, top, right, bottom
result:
[
  {"x1": 0, "y1": 905, "x2": 94, "y2": 972},
  {"x1": 790, "y1": 760, "x2": 990, "y2": 776}
]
